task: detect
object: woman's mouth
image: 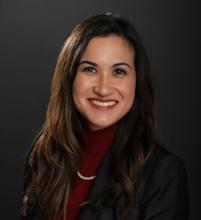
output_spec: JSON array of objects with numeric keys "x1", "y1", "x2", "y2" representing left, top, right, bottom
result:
[{"x1": 88, "y1": 98, "x2": 118, "y2": 110}]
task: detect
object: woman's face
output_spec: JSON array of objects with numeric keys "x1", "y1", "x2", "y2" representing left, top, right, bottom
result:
[{"x1": 73, "y1": 35, "x2": 136, "y2": 130}]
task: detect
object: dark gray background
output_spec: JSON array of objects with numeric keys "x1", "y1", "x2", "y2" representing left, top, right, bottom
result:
[{"x1": 0, "y1": 0, "x2": 200, "y2": 219}]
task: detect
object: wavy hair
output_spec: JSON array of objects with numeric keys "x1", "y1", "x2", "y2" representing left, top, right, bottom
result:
[{"x1": 20, "y1": 13, "x2": 156, "y2": 220}]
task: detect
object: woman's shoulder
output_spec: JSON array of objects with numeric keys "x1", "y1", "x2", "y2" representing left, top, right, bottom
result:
[
  {"x1": 136, "y1": 143, "x2": 189, "y2": 219},
  {"x1": 140, "y1": 143, "x2": 188, "y2": 185},
  {"x1": 144, "y1": 143, "x2": 186, "y2": 171}
]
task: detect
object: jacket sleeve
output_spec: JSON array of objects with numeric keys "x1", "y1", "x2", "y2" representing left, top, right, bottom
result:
[
  {"x1": 19, "y1": 159, "x2": 33, "y2": 220},
  {"x1": 19, "y1": 150, "x2": 38, "y2": 220},
  {"x1": 140, "y1": 155, "x2": 189, "y2": 220}
]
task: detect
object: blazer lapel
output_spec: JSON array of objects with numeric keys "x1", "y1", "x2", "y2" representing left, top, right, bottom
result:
[{"x1": 78, "y1": 145, "x2": 113, "y2": 220}]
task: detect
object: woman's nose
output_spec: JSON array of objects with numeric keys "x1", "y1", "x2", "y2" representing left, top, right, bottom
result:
[{"x1": 93, "y1": 73, "x2": 113, "y2": 97}]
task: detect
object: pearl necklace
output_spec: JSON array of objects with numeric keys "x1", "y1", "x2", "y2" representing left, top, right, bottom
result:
[{"x1": 77, "y1": 170, "x2": 96, "y2": 180}]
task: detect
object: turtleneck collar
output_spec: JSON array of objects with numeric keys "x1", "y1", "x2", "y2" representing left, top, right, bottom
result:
[{"x1": 83, "y1": 122, "x2": 119, "y2": 155}]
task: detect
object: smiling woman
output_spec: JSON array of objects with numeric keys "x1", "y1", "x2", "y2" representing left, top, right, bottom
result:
[
  {"x1": 73, "y1": 35, "x2": 136, "y2": 130},
  {"x1": 20, "y1": 13, "x2": 189, "y2": 220}
]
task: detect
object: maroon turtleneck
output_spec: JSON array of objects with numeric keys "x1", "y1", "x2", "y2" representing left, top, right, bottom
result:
[{"x1": 58, "y1": 123, "x2": 118, "y2": 220}]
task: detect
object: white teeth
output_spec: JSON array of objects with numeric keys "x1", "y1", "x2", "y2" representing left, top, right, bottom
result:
[{"x1": 91, "y1": 100, "x2": 116, "y2": 107}]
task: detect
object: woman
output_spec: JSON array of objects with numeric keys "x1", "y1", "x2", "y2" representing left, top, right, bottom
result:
[{"x1": 20, "y1": 13, "x2": 189, "y2": 220}]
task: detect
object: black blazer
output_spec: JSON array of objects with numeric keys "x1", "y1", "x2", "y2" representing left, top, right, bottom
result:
[{"x1": 20, "y1": 144, "x2": 189, "y2": 220}]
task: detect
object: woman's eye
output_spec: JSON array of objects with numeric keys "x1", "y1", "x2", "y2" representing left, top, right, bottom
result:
[
  {"x1": 82, "y1": 66, "x2": 96, "y2": 73},
  {"x1": 114, "y1": 68, "x2": 126, "y2": 76}
]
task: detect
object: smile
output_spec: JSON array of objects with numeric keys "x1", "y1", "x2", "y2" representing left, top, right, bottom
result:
[{"x1": 88, "y1": 99, "x2": 118, "y2": 109}]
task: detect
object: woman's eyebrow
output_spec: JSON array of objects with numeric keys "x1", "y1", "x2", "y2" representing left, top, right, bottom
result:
[
  {"x1": 79, "y1": 60, "x2": 97, "y2": 67},
  {"x1": 79, "y1": 61, "x2": 133, "y2": 70},
  {"x1": 113, "y1": 62, "x2": 133, "y2": 70}
]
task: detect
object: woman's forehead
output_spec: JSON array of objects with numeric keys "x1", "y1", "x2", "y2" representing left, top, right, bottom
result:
[{"x1": 80, "y1": 35, "x2": 135, "y2": 65}]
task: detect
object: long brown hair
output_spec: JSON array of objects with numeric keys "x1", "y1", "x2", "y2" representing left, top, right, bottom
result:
[{"x1": 20, "y1": 13, "x2": 156, "y2": 219}]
